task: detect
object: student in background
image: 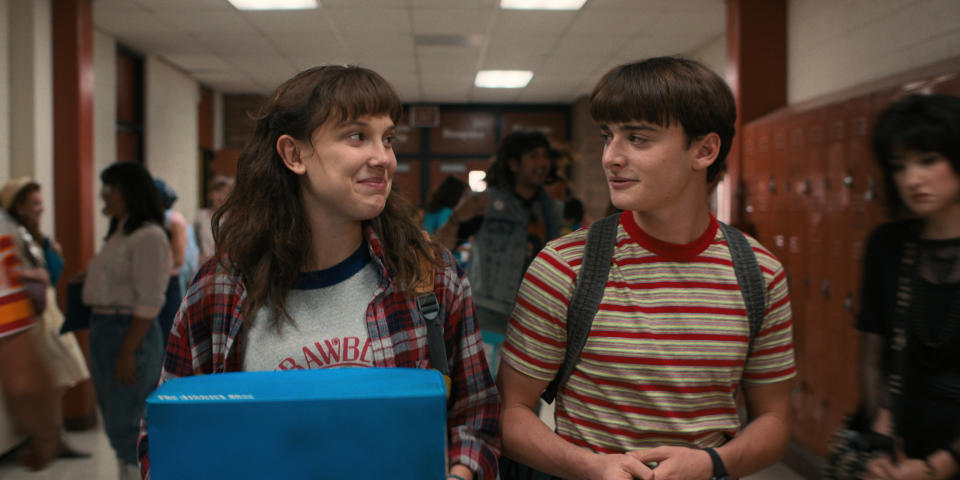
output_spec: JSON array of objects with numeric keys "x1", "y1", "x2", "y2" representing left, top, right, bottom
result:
[
  {"x1": 194, "y1": 175, "x2": 233, "y2": 265},
  {"x1": 152, "y1": 179, "x2": 199, "y2": 347},
  {"x1": 0, "y1": 211, "x2": 60, "y2": 471},
  {"x1": 0, "y1": 177, "x2": 90, "y2": 459},
  {"x1": 859, "y1": 94, "x2": 960, "y2": 480},
  {"x1": 83, "y1": 162, "x2": 172, "y2": 480},
  {"x1": 136, "y1": 65, "x2": 499, "y2": 480},
  {"x1": 434, "y1": 131, "x2": 561, "y2": 336}
]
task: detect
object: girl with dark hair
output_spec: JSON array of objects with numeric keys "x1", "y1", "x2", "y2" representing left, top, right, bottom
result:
[
  {"x1": 423, "y1": 176, "x2": 468, "y2": 233},
  {"x1": 82, "y1": 162, "x2": 172, "y2": 480},
  {"x1": 136, "y1": 65, "x2": 498, "y2": 480},
  {"x1": 858, "y1": 94, "x2": 960, "y2": 480}
]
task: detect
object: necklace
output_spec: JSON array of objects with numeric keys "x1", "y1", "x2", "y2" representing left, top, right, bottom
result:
[{"x1": 904, "y1": 240, "x2": 960, "y2": 366}]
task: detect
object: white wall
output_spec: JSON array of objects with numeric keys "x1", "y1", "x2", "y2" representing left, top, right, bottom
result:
[
  {"x1": 789, "y1": 0, "x2": 960, "y2": 103},
  {"x1": 8, "y1": 0, "x2": 53, "y2": 236},
  {"x1": 0, "y1": 0, "x2": 8, "y2": 182},
  {"x1": 689, "y1": 34, "x2": 726, "y2": 79},
  {"x1": 144, "y1": 56, "x2": 199, "y2": 224},
  {"x1": 93, "y1": 29, "x2": 116, "y2": 247},
  {"x1": 213, "y1": 90, "x2": 224, "y2": 151}
]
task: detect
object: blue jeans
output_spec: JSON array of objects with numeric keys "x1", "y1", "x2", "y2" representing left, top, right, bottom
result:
[{"x1": 89, "y1": 313, "x2": 163, "y2": 466}]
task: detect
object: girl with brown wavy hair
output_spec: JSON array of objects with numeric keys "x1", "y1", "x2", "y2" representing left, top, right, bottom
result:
[{"x1": 137, "y1": 65, "x2": 499, "y2": 480}]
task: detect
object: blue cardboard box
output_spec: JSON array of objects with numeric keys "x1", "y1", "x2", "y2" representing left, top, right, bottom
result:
[{"x1": 146, "y1": 368, "x2": 447, "y2": 479}]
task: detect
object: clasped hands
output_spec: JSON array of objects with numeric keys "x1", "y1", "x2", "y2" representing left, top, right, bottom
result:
[{"x1": 591, "y1": 445, "x2": 714, "y2": 480}]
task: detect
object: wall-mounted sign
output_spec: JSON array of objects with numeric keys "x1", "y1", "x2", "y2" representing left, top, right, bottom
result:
[
  {"x1": 439, "y1": 162, "x2": 467, "y2": 173},
  {"x1": 430, "y1": 111, "x2": 496, "y2": 154},
  {"x1": 410, "y1": 106, "x2": 439, "y2": 128},
  {"x1": 501, "y1": 111, "x2": 567, "y2": 144}
]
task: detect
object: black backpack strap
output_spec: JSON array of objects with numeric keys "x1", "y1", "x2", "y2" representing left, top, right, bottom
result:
[
  {"x1": 417, "y1": 292, "x2": 449, "y2": 377},
  {"x1": 541, "y1": 214, "x2": 620, "y2": 404},
  {"x1": 717, "y1": 222, "x2": 766, "y2": 344}
]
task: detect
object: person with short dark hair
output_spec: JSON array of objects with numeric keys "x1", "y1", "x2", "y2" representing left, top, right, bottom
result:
[
  {"x1": 499, "y1": 57, "x2": 796, "y2": 480},
  {"x1": 858, "y1": 93, "x2": 960, "y2": 480},
  {"x1": 136, "y1": 65, "x2": 499, "y2": 480}
]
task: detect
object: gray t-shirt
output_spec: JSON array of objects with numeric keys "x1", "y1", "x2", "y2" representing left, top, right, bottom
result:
[{"x1": 242, "y1": 245, "x2": 379, "y2": 371}]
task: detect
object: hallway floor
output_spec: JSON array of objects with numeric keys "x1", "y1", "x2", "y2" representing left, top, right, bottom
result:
[{"x1": 0, "y1": 421, "x2": 808, "y2": 479}]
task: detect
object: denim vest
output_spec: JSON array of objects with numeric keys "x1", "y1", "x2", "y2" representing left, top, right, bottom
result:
[{"x1": 466, "y1": 186, "x2": 562, "y2": 315}]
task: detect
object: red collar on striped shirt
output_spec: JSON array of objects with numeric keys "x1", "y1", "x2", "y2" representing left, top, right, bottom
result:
[{"x1": 621, "y1": 210, "x2": 718, "y2": 262}]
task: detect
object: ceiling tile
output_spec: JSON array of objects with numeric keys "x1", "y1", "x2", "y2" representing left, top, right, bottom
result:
[
  {"x1": 326, "y1": 8, "x2": 412, "y2": 34},
  {"x1": 617, "y1": 34, "x2": 712, "y2": 59},
  {"x1": 355, "y1": 56, "x2": 419, "y2": 75},
  {"x1": 487, "y1": 33, "x2": 559, "y2": 55},
  {"x1": 290, "y1": 55, "x2": 356, "y2": 70},
  {"x1": 94, "y1": 11, "x2": 178, "y2": 36},
  {"x1": 567, "y1": 10, "x2": 659, "y2": 35},
  {"x1": 482, "y1": 50, "x2": 546, "y2": 70},
  {"x1": 340, "y1": 34, "x2": 416, "y2": 57},
  {"x1": 553, "y1": 34, "x2": 631, "y2": 56},
  {"x1": 270, "y1": 32, "x2": 346, "y2": 56},
  {"x1": 191, "y1": 71, "x2": 260, "y2": 93},
  {"x1": 239, "y1": 10, "x2": 333, "y2": 34},
  {"x1": 536, "y1": 54, "x2": 608, "y2": 77},
  {"x1": 410, "y1": 0, "x2": 495, "y2": 6},
  {"x1": 412, "y1": 8, "x2": 491, "y2": 35},
  {"x1": 161, "y1": 53, "x2": 234, "y2": 73},
  {"x1": 642, "y1": 11, "x2": 724, "y2": 37},
  {"x1": 193, "y1": 33, "x2": 283, "y2": 56},
  {"x1": 157, "y1": 10, "x2": 257, "y2": 35},
  {"x1": 135, "y1": 0, "x2": 231, "y2": 10},
  {"x1": 322, "y1": 0, "x2": 409, "y2": 7},
  {"x1": 94, "y1": 0, "x2": 148, "y2": 14},
  {"x1": 494, "y1": 10, "x2": 577, "y2": 35},
  {"x1": 119, "y1": 31, "x2": 209, "y2": 56}
]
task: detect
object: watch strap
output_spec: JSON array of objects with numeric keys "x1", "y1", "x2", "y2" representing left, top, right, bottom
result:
[{"x1": 704, "y1": 447, "x2": 728, "y2": 479}]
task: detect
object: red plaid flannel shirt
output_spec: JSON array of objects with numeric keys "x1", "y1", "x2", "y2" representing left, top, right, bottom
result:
[{"x1": 138, "y1": 227, "x2": 500, "y2": 479}]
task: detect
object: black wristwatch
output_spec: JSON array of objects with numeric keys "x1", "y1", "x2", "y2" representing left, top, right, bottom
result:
[{"x1": 704, "y1": 447, "x2": 729, "y2": 480}]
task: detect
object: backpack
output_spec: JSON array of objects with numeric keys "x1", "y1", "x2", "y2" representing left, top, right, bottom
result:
[
  {"x1": 499, "y1": 214, "x2": 768, "y2": 480},
  {"x1": 541, "y1": 213, "x2": 768, "y2": 403}
]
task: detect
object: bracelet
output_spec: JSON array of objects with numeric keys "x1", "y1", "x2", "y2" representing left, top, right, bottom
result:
[
  {"x1": 447, "y1": 475, "x2": 467, "y2": 480},
  {"x1": 924, "y1": 457, "x2": 938, "y2": 480}
]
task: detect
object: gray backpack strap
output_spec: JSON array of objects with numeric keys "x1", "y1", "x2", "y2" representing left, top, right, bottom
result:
[
  {"x1": 717, "y1": 222, "x2": 766, "y2": 343},
  {"x1": 541, "y1": 214, "x2": 620, "y2": 404}
]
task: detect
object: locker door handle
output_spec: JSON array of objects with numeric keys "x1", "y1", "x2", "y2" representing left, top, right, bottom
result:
[
  {"x1": 843, "y1": 174, "x2": 854, "y2": 189},
  {"x1": 844, "y1": 294, "x2": 854, "y2": 311},
  {"x1": 820, "y1": 279, "x2": 830, "y2": 298}
]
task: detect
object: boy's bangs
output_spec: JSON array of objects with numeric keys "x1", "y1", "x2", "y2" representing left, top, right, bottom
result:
[{"x1": 589, "y1": 67, "x2": 675, "y2": 127}]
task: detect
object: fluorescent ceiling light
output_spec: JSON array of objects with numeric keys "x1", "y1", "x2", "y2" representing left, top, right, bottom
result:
[
  {"x1": 500, "y1": 0, "x2": 587, "y2": 10},
  {"x1": 475, "y1": 70, "x2": 533, "y2": 89},
  {"x1": 228, "y1": 0, "x2": 319, "y2": 10}
]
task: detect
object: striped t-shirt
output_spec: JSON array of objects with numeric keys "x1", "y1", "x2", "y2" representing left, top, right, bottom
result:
[
  {"x1": 502, "y1": 211, "x2": 795, "y2": 453},
  {"x1": 0, "y1": 213, "x2": 35, "y2": 338}
]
